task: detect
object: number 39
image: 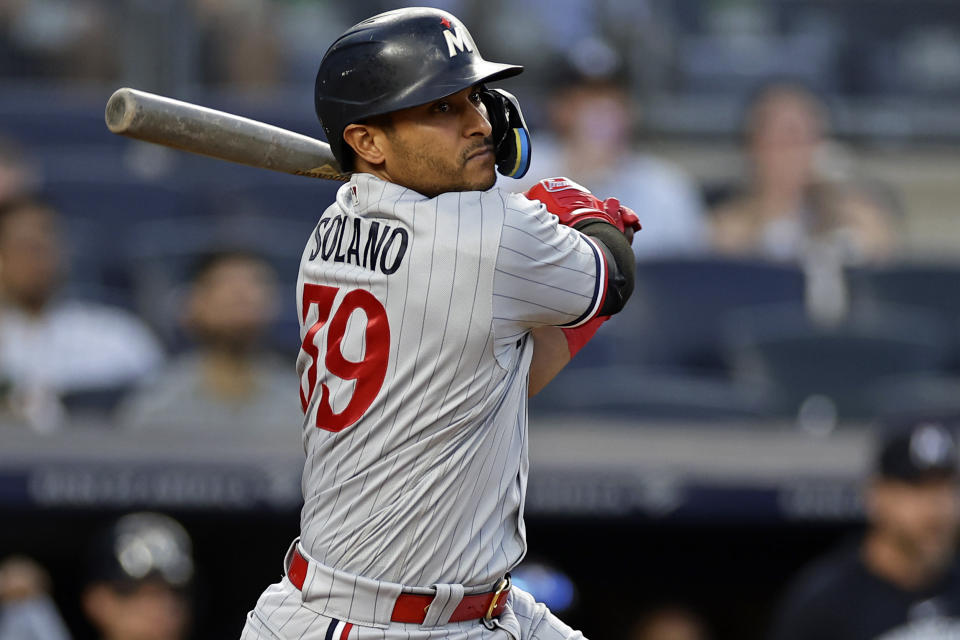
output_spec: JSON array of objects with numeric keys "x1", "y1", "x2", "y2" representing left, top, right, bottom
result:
[{"x1": 299, "y1": 284, "x2": 390, "y2": 432}]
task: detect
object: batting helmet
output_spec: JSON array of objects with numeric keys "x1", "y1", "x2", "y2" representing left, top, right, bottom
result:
[{"x1": 315, "y1": 7, "x2": 527, "y2": 175}]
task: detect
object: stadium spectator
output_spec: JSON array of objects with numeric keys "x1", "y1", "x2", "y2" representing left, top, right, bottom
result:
[
  {"x1": 117, "y1": 250, "x2": 300, "y2": 434},
  {"x1": 0, "y1": 197, "x2": 164, "y2": 430},
  {"x1": 628, "y1": 605, "x2": 711, "y2": 640},
  {"x1": 194, "y1": 0, "x2": 282, "y2": 88},
  {"x1": 768, "y1": 421, "x2": 960, "y2": 640},
  {"x1": 82, "y1": 512, "x2": 194, "y2": 640},
  {"x1": 710, "y1": 81, "x2": 897, "y2": 264},
  {"x1": 0, "y1": 0, "x2": 113, "y2": 80},
  {"x1": 0, "y1": 136, "x2": 39, "y2": 207},
  {"x1": 503, "y1": 48, "x2": 709, "y2": 259},
  {"x1": 0, "y1": 555, "x2": 71, "y2": 640}
]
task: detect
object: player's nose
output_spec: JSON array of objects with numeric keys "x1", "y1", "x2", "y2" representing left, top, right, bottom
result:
[{"x1": 464, "y1": 100, "x2": 492, "y2": 138}]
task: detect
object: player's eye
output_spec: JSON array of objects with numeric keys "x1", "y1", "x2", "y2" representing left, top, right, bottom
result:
[
  {"x1": 433, "y1": 101, "x2": 451, "y2": 113},
  {"x1": 469, "y1": 90, "x2": 482, "y2": 104}
]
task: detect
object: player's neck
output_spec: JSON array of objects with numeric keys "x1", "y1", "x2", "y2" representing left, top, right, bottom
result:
[
  {"x1": 352, "y1": 159, "x2": 394, "y2": 186},
  {"x1": 863, "y1": 530, "x2": 939, "y2": 591}
]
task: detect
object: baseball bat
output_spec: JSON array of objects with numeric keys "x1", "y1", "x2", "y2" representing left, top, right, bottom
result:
[{"x1": 104, "y1": 87, "x2": 349, "y2": 181}]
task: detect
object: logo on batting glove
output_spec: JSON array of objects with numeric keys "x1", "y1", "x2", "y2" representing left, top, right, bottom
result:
[{"x1": 543, "y1": 177, "x2": 591, "y2": 193}]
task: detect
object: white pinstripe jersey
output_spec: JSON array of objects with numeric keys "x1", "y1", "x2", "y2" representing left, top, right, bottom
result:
[{"x1": 295, "y1": 173, "x2": 606, "y2": 588}]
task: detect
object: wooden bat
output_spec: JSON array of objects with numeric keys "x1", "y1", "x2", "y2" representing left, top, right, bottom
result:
[{"x1": 104, "y1": 87, "x2": 350, "y2": 181}]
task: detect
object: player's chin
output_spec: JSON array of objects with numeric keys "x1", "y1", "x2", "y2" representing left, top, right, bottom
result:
[{"x1": 465, "y1": 161, "x2": 497, "y2": 191}]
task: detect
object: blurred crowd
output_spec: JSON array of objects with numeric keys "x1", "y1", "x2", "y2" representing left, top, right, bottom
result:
[
  {"x1": 0, "y1": 3, "x2": 956, "y2": 430},
  {"x1": 2, "y1": 63, "x2": 948, "y2": 432}
]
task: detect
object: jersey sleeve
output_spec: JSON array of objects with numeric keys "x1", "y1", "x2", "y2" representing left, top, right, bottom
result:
[{"x1": 492, "y1": 191, "x2": 606, "y2": 334}]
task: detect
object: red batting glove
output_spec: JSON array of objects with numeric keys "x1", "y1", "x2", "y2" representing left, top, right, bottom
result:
[
  {"x1": 602, "y1": 197, "x2": 641, "y2": 233},
  {"x1": 525, "y1": 178, "x2": 640, "y2": 235},
  {"x1": 525, "y1": 177, "x2": 620, "y2": 230}
]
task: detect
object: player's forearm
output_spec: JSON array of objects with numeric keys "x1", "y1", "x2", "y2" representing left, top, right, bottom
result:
[
  {"x1": 575, "y1": 221, "x2": 636, "y2": 316},
  {"x1": 528, "y1": 326, "x2": 571, "y2": 397}
]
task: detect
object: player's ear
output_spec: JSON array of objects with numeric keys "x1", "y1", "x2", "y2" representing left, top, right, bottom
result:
[{"x1": 343, "y1": 123, "x2": 388, "y2": 167}]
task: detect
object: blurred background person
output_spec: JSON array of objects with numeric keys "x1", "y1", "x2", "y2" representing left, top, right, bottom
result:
[
  {"x1": 0, "y1": 197, "x2": 164, "y2": 431},
  {"x1": 194, "y1": 0, "x2": 282, "y2": 88},
  {"x1": 81, "y1": 512, "x2": 194, "y2": 640},
  {"x1": 0, "y1": 136, "x2": 40, "y2": 207},
  {"x1": 768, "y1": 420, "x2": 960, "y2": 640},
  {"x1": 117, "y1": 249, "x2": 301, "y2": 434},
  {"x1": 709, "y1": 81, "x2": 898, "y2": 264},
  {"x1": 503, "y1": 45, "x2": 709, "y2": 259},
  {"x1": 0, "y1": 555, "x2": 71, "y2": 640},
  {"x1": 628, "y1": 605, "x2": 711, "y2": 640},
  {"x1": 0, "y1": 0, "x2": 113, "y2": 81}
]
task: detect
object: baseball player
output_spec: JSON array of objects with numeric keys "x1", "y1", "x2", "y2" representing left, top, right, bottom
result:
[{"x1": 241, "y1": 8, "x2": 639, "y2": 640}]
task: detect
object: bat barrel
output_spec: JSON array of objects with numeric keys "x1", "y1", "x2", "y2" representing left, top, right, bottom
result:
[{"x1": 104, "y1": 88, "x2": 347, "y2": 180}]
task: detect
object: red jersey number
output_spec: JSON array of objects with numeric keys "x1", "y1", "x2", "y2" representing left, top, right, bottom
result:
[{"x1": 300, "y1": 284, "x2": 390, "y2": 432}]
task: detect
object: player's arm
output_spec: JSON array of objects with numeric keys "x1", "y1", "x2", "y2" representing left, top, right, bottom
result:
[
  {"x1": 524, "y1": 178, "x2": 638, "y2": 320},
  {"x1": 491, "y1": 182, "x2": 637, "y2": 392},
  {"x1": 528, "y1": 326, "x2": 571, "y2": 397},
  {"x1": 521, "y1": 179, "x2": 638, "y2": 395}
]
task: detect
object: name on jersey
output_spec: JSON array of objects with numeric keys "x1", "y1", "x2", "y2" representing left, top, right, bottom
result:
[{"x1": 308, "y1": 213, "x2": 409, "y2": 274}]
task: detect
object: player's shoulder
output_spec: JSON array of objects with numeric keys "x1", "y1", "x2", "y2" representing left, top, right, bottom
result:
[
  {"x1": 482, "y1": 187, "x2": 553, "y2": 227},
  {"x1": 780, "y1": 542, "x2": 866, "y2": 610},
  {"x1": 432, "y1": 186, "x2": 538, "y2": 213}
]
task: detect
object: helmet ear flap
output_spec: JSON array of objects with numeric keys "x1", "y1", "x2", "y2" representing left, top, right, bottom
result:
[{"x1": 481, "y1": 88, "x2": 532, "y2": 179}]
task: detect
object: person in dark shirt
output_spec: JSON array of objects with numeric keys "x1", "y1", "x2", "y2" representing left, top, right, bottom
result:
[{"x1": 769, "y1": 421, "x2": 960, "y2": 640}]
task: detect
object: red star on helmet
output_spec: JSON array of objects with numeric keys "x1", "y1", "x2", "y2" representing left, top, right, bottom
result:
[{"x1": 440, "y1": 17, "x2": 451, "y2": 29}]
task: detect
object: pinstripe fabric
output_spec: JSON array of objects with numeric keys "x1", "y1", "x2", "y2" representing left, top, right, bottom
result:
[
  {"x1": 290, "y1": 173, "x2": 600, "y2": 590},
  {"x1": 241, "y1": 579, "x2": 585, "y2": 640}
]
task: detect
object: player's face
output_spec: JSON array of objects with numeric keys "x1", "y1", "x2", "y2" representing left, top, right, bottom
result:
[
  {"x1": 869, "y1": 477, "x2": 960, "y2": 571},
  {"x1": 379, "y1": 85, "x2": 496, "y2": 197}
]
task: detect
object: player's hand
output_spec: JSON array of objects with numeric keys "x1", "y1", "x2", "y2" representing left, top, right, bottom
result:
[
  {"x1": 525, "y1": 178, "x2": 638, "y2": 237},
  {"x1": 525, "y1": 177, "x2": 611, "y2": 229}
]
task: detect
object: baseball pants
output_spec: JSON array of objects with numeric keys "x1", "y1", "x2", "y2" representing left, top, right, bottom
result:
[{"x1": 239, "y1": 543, "x2": 585, "y2": 640}]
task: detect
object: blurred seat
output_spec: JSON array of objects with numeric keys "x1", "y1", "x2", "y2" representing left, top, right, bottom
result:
[
  {"x1": 41, "y1": 180, "x2": 201, "y2": 309},
  {"x1": 60, "y1": 385, "x2": 134, "y2": 422},
  {"x1": 723, "y1": 303, "x2": 954, "y2": 420},
  {"x1": 849, "y1": 263, "x2": 960, "y2": 369},
  {"x1": 612, "y1": 257, "x2": 805, "y2": 373},
  {"x1": 43, "y1": 179, "x2": 200, "y2": 226},
  {"x1": 0, "y1": 93, "x2": 120, "y2": 147},
  {"x1": 529, "y1": 365, "x2": 779, "y2": 421},
  {"x1": 865, "y1": 375, "x2": 960, "y2": 421},
  {"x1": 211, "y1": 180, "x2": 341, "y2": 226},
  {"x1": 849, "y1": 263, "x2": 960, "y2": 319}
]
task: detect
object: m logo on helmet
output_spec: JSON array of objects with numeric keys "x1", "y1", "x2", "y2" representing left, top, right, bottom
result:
[{"x1": 443, "y1": 25, "x2": 474, "y2": 58}]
